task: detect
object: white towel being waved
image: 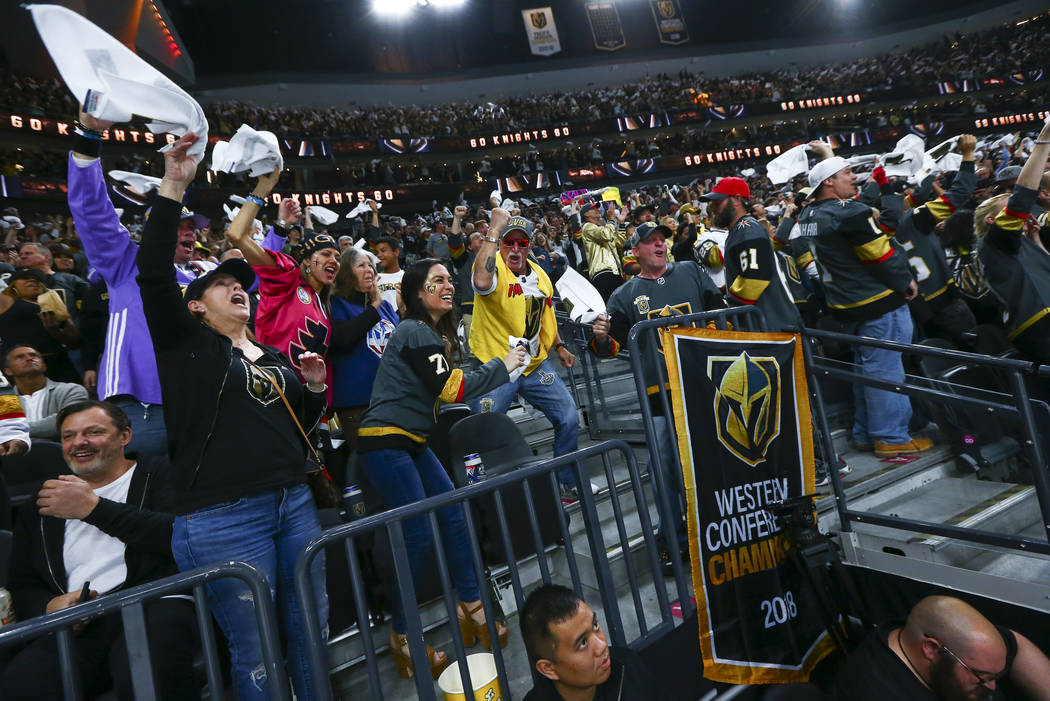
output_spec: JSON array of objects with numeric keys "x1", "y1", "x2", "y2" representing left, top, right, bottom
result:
[
  {"x1": 308, "y1": 206, "x2": 338, "y2": 226},
  {"x1": 346, "y1": 201, "x2": 381, "y2": 219},
  {"x1": 211, "y1": 124, "x2": 284, "y2": 177},
  {"x1": 107, "y1": 170, "x2": 162, "y2": 195},
  {"x1": 765, "y1": 144, "x2": 810, "y2": 185},
  {"x1": 27, "y1": 4, "x2": 208, "y2": 159}
]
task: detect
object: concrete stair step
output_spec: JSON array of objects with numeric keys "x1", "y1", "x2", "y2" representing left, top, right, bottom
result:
[{"x1": 842, "y1": 476, "x2": 1040, "y2": 568}]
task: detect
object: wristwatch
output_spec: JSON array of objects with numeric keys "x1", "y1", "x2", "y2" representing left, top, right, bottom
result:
[{"x1": 483, "y1": 236, "x2": 499, "y2": 244}]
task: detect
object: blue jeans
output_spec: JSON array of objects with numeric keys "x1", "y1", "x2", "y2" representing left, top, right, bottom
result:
[
  {"x1": 852, "y1": 305, "x2": 914, "y2": 445},
  {"x1": 652, "y1": 415, "x2": 688, "y2": 551},
  {"x1": 470, "y1": 358, "x2": 579, "y2": 486},
  {"x1": 111, "y1": 398, "x2": 169, "y2": 460},
  {"x1": 171, "y1": 484, "x2": 328, "y2": 701},
  {"x1": 359, "y1": 447, "x2": 480, "y2": 632}
]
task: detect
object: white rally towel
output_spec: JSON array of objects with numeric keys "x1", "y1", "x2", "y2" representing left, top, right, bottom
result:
[
  {"x1": 926, "y1": 135, "x2": 960, "y2": 162},
  {"x1": 107, "y1": 170, "x2": 161, "y2": 195},
  {"x1": 556, "y1": 265, "x2": 606, "y2": 324},
  {"x1": 882, "y1": 134, "x2": 926, "y2": 178},
  {"x1": 346, "y1": 201, "x2": 381, "y2": 219},
  {"x1": 765, "y1": 144, "x2": 809, "y2": 185},
  {"x1": 308, "y1": 206, "x2": 338, "y2": 227},
  {"x1": 27, "y1": 4, "x2": 208, "y2": 159},
  {"x1": 211, "y1": 124, "x2": 283, "y2": 177},
  {"x1": 846, "y1": 154, "x2": 878, "y2": 167}
]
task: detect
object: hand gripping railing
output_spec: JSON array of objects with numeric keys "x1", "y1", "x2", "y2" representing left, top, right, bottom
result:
[
  {"x1": 294, "y1": 441, "x2": 680, "y2": 701},
  {"x1": 0, "y1": 560, "x2": 289, "y2": 701}
]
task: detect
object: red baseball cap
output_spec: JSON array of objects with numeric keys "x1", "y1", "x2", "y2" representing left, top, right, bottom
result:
[{"x1": 699, "y1": 177, "x2": 751, "y2": 201}]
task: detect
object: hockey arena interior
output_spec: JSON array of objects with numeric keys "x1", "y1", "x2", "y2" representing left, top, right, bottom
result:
[{"x1": 2, "y1": 0, "x2": 1050, "y2": 699}]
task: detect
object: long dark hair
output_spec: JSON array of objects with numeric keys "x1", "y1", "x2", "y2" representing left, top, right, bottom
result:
[{"x1": 402, "y1": 258, "x2": 460, "y2": 360}]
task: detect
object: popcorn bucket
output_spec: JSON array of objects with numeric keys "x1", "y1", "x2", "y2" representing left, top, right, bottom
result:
[{"x1": 436, "y1": 653, "x2": 503, "y2": 701}]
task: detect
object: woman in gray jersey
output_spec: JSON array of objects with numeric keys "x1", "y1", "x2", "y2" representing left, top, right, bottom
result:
[{"x1": 356, "y1": 258, "x2": 525, "y2": 679}]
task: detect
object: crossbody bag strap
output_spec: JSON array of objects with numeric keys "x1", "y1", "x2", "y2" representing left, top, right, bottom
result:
[{"x1": 244, "y1": 356, "x2": 324, "y2": 465}]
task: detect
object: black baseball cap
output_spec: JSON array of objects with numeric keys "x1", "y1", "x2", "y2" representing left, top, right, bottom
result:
[
  {"x1": 628, "y1": 223, "x2": 672, "y2": 248},
  {"x1": 184, "y1": 259, "x2": 256, "y2": 302},
  {"x1": 631, "y1": 204, "x2": 654, "y2": 220},
  {"x1": 8, "y1": 268, "x2": 46, "y2": 285}
]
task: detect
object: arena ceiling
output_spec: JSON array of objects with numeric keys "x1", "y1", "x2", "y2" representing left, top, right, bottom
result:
[{"x1": 165, "y1": 0, "x2": 1016, "y2": 81}]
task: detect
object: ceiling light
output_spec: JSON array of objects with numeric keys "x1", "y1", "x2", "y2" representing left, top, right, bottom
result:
[{"x1": 373, "y1": 0, "x2": 413, "y2": 17}]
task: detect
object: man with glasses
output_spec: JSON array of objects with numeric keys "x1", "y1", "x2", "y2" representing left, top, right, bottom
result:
[
  {"x1": 469, "y1": 208, "x2": 580, "y2": 499},
  {"x1": 830, "y1": 595, "x2": 1050, "y2": 700}
]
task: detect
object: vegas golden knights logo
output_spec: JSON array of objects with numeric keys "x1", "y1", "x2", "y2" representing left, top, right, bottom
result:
[
  {"x1": 523, "y1": 296, "x2": 545, "y2": 341},
  {"x1": 708, "y1": 352, "x2": 781, "y2": 467},
  {"x1": 531, "y1": 11, "x2": 547, "y2": 29},
  {"x1": 658, "y1": 0, "x2": 676, "y2": 19},
  {"x1": 245, "y1": 363, "x2": 283, "y2": 406}
]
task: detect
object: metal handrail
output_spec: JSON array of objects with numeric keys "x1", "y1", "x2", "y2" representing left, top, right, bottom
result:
[
  {"x1": 626, "y1": 306, "x2": 770, "y2": 613},
  {"x1": 622, "y1": 310, "x2": 1050, "y2": 562},
  {"x1": 800, "y1": 326, "x2": 1050, "y2": 545},
  {"x1": 0, "y1": 560, "x2": 290, "y2": 701},
  {"x1": 293, "y1": 440, "x2": 681, "y2": 701}
]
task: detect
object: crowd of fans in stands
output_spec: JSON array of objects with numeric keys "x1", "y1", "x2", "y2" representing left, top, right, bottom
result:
[
  {"x1": 6, "y1": 82, "x2": 1050, "y2": 191},
  {"x1": 2, "y1": 10, "x2": 1050, "y2": 700},
  {"x1": 2, "y1": 14, "x2": 1050, "y2": 142},
  {"x1": 200, "y1": 13, "x2": 1050, "y2": 139}
]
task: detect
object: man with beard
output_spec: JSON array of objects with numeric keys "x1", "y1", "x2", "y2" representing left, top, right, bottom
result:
[
  {"x1": 4, "y1": 401, "x2": 199, "y2": 700},
  {"x1": 470, "y1": 208, "x2": 580, "y2": 498},
  {"x1": 830, "y1": 595, "x2": 1050, "y2": 701},
  {"x1": 702, "y1": 177, "x2": 802, "y2": 332}
]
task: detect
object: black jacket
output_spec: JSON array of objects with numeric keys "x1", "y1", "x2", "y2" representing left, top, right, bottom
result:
[
  {"x1": 523, "y1": 646, "x2": 665, "y2": 701},
  {"x1": 8, "y1": 457, "x2": 176, "y2": 620},
  {"x1": 136, "y1": 196, "x2": 326, "y2": 497}
]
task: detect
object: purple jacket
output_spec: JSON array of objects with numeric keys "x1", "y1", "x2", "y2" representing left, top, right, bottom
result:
[{"x1": 67, "y1": 154, "x2": 196, "y2": 404}]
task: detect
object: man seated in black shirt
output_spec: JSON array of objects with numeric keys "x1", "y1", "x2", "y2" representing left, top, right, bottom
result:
[
  {"x1": 830, "y1": 595, "x2": 1050, "y2": 701},
  {"x1": 521, "y1": 584, "x2": 665, "y2": 701}
]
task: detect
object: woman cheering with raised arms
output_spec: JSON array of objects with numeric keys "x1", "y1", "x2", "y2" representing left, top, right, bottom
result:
[{"x1": 136, "y1": 133, "x2": 329, "y2": 701}]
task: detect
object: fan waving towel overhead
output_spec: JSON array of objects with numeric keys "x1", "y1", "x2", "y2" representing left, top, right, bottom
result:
[{"x1": 27, "y1": 4, "x2": 208, "y2": 159}]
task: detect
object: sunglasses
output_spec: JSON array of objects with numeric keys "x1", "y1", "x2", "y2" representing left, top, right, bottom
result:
[
  {"x1": 935, "y1": 641, "x2": 1005, "y2": 687},
  {"x1": 502, "y1": 237, "x2": 530, "y2": 249}
]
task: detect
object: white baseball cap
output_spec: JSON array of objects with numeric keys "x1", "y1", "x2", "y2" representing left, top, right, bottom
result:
[{"x1": 807, "y1": 156, "x2": 850, "y2": 189}]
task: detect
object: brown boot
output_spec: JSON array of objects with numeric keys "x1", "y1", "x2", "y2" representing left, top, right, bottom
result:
[{"x1": 873, "y1": 437, "x2": 933, "y2": 458}]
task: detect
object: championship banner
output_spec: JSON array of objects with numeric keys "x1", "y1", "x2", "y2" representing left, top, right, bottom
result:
[
  {"x1": 584, "y1": 1, "x2": 625, "y2": 52},
  {"x1": 521, "y1": 7, "x2": 561, "y2": 57},
  {"x1": 649, "y1": 0, "x2": 689, "y2": 45},
  {"x1": 661, "y1": 328, "x2": 835, "y2": 683}
]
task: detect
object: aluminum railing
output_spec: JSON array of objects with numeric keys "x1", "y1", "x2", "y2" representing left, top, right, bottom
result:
[
  {"x1": 293, "y1": 440, "x2": 686, "y2": 701},
  {"x1": 623, "y1": 307, "x2": 1050, "y2": 563},
  {"x1": 0, "y1": 561, "x2": 289, "y2": 701}
]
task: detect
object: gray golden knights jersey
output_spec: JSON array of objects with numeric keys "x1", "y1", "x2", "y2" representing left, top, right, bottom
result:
[
  {"x1": 591, "y1": 262, "x2": 726, "y2": 396},
  {"x1": 796, "y1": 197, "x2": 913, "y2": 323},
  {"x1": 723, "y1": 215, "x2": 803, "y2": 331}
]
